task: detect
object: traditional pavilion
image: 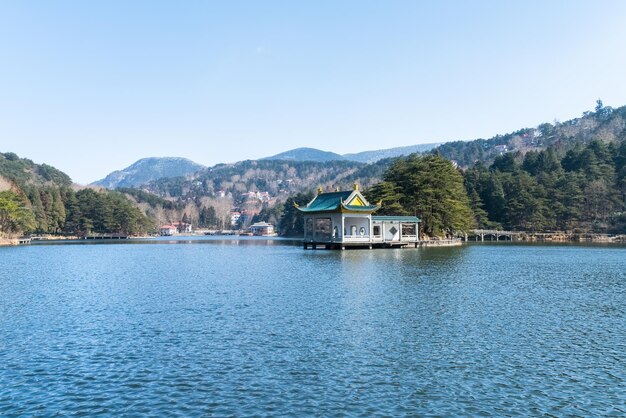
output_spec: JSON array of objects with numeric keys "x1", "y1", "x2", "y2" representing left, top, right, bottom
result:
[{"x1": 296, "y1": 184, "x2": 421, "y2": 249}]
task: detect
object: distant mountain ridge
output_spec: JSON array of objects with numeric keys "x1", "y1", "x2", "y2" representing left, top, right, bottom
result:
[
  {"x1": 93, "y1": 101, "x2": 626, "y2": 189},
  {"x1": 262, "y1": 143, "x2": 441, "y2": 163},
  {"x1": 92, "y1": 157, "x2": 205, "y2": 189},
  {"x1": 344, "y1": 143, "x2": 441, "y2": 163},
  {"x1": 94, "y1": 143, "x2": 442, "y2": 188},
  {"x1": 261, "y1": 147, "x2": 346, "y2": 162}
]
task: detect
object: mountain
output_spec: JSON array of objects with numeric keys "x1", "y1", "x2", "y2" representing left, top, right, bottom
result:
[
  {"x1": 262, "y1": 147, "x2": 346, "y2": 162},
  {"x1": 92, "y1": 157, "x2": 205, "y2": 189},
  {"x1": 344, "y1": 143, "x2": 441, "y2": 163},
  {"x1": 262, "y1": 144, "x2": 441, "y2": 164}
]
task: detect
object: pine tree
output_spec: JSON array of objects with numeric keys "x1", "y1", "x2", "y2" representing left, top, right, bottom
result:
[{"x1": 371, "y1": 155, "x2": 474, "y2": 237}]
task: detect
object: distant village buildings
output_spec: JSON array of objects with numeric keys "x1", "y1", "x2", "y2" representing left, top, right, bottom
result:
[{"x1": 242, "y1": 191, "x2": 271, "y2": 202}]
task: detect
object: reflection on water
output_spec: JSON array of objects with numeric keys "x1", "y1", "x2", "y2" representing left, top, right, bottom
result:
[
  {"x1": 1, "y1": 241, "x2": 625, "y2": 415},
  {"x1": 30, "y1": 235, "x2": 301, "y2": 246}
]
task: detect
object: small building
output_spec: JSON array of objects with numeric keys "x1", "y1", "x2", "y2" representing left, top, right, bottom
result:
[
  {"x1": 494, "y1": 144, "x2": 508, "y2": 154},
  {"x1": 230, "y1": 211, "x2": 241, "y2": 226},
  {"x1": 250, "y1": 222, "x2": 276, "y2": 236},
  {"x1": 160, "y1": 225, "x2": 177, "y2": 236},
  {"x1": 172, "y1": 221, "x2": 192, "y2": 233},
  {"x1": 296, "y1": 185, "x2": 420, "y2": 249},
  {"x1": 242, "y1": 191, "x2": 271, "y2": 202}
]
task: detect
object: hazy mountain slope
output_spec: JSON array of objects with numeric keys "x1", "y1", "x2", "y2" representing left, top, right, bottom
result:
[
  {"x1": 343, "y1": 143, "x2": 441, "y2": 163},
  {"x1": 262, "y1": 147, "x2": 346, "y2": 162},
  {"x1": 262, "y1": 144, "x2": 441, "y2": 164},
  {"x1": 92, "y1": 157, "x2": 205, "y2": 189}
]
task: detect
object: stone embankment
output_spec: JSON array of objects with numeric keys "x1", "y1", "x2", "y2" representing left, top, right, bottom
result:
[
  {"x1": 419, "y1": 239, "x2": 463, "y2": 247},
  {"x1": 518, "y1": 233, "x2": 626, "y2": 243}
]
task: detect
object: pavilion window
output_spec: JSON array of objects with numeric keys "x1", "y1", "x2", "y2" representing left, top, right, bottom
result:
[
  {"x1": 315, "y1": 218, "x2": 332, "y2": 240},
  {"x1": 401, "y1": 223, "x2": 416, "y2": 236}
]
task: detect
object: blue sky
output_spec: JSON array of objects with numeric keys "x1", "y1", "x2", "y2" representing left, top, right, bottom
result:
[{"x1": 2, "y1": 1, "x2": 626, "y2": 184}]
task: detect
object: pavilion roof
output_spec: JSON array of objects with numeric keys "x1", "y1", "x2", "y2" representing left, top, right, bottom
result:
[{"x1": 296, "y1": 190, "x2": 380, "y2": 214}]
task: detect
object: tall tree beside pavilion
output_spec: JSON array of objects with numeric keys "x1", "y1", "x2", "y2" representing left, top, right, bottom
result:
[{"x1": 368, "y1": 154, "x2": 474, "y2": 237}]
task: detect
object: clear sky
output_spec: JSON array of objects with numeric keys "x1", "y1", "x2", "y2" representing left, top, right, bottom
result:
[{"x1": 2, "y1": 1, "x2": 626, "y2": 184}]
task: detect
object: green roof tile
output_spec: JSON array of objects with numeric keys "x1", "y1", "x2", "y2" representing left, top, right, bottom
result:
[
  {"x1": 297, "y1": 190, "x2": 381, "y2": 213},
  {"x1": 297, "y1": 191, "x2": 352, "y2": 212}
]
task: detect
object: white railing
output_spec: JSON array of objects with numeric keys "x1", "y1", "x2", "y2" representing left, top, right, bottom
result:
[{"x1": 343, "y1": 235, "x2": 371, "y2": 242}]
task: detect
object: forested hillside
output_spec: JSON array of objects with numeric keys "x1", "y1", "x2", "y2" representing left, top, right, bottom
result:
[
  {"x1": 0, "y1": 152, "x2": 151, "y2": 237},
  {"x1": 274, "y1": 103, "x2": 626, "y2": 238},
  {"x1": 437, "y1": 101, "x2": 626, "y2": 167},
  {"x1": 131, "y1": 158, "x2": 393, "y2": 229},
  {"x1": 464, "y1": 139, "x2": 626, "y2": 233}
]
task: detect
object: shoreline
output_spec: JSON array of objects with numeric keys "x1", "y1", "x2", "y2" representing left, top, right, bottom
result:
[
  {"x1": 0, "y1": 238, "x2": 18, "y2": 246},
  {"x1": 467, "y1": 232, "x2": 626, "y2": 243},
  {"x1": 3, "y1": 233, "x2": 626, "y2": 247}
]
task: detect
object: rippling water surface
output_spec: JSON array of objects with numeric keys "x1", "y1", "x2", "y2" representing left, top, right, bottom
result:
[{"x1": 1, "y1": 238, "x2": 625, "y2": 416}]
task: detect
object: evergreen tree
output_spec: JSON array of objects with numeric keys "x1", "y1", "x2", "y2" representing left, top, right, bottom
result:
[
  {"x1": 374, "y1": 155, "x2": 474, "y2": 237},
  {"x1": 278, "y1": 192, "x2": 313, "y2": 237},
  {"x1": 0, "y1": 191, "x2": 36, "y2": 234},
  {"x1": 366, "y1": 181, "x2": 407, "y2": 215}
]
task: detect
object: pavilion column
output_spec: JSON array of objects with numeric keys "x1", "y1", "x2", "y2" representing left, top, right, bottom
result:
[
  {"x1": 304, "y1": 218, "x2": 307, "y2": 241},
  {"x1": 341, "y1": 215, "x2": 345, "y2": 242}
]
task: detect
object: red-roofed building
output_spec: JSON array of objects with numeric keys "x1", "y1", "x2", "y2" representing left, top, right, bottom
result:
[{"x1": 160, "y1": 225, "x2": 177, "y2": 236}]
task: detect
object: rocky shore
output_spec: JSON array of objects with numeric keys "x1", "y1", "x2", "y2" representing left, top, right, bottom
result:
[{"x1": 0, "y1": 238, "x2": 19, "y2": 246}]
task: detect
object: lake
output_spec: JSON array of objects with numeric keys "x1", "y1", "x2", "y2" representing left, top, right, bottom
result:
[{"x1": 1, "y1": 238, "x2": 625, "y2": 416}]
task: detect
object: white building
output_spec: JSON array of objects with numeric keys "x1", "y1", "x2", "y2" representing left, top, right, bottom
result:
[
  {"x1": 249, "y1": 222, "x2": 275, "y2": 236},
  {"x1": 230, "y1": 211, "x2": 241, "y2": 226}
]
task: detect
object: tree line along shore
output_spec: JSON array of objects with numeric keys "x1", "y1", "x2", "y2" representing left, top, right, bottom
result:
[
  {"x1": 2, "y1": 139, "x2": 626, "y2": 244},
  {"x1": 2, "y1": 102, "x2": 626, "y2": 243}
]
